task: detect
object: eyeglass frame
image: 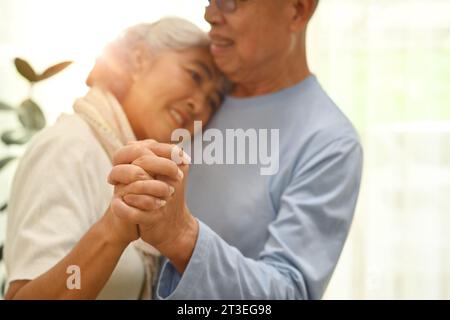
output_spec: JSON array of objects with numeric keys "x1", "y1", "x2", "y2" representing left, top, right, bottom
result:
[{"x1": 206, "y1": 0, "x2": 242, "y2": 14}]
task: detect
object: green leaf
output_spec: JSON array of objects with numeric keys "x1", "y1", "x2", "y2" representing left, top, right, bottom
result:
[
  {"x1": 0, "y1": 156, "x2": 16, "y2": 171},
  {"x1": 0, "y1": 101, "x2": 14, "y2": 111},
  {"x1": 0, "y1": 202, "x2": 7, "y2": 212},
  {"x1": 38, "y1": 61, "x2": 73, "y2": 81},
  {"x1": 17, "y1": 99, "x2": 46, "y2": 131},
  {"x1": 1, "y1": 129, "x2": 34, "y2": 145},
  {"x1": 14, "y1": 58, "x2": 38, "y2": 83}
]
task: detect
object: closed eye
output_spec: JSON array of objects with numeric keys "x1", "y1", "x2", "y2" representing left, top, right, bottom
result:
[
  {"x1": 208, "y1": 91, "x2": 223, "y2": 112},
  {"x1": 188, "y1": 69, "x2": 203, "y2": 86},
  {"x1": 208, "y1": 97, "x2": 218, "y2": 111}
]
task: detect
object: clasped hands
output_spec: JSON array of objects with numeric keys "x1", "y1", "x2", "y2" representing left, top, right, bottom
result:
[{"x1": 105, "y1": 139, "x2": 197, "y2": 272}]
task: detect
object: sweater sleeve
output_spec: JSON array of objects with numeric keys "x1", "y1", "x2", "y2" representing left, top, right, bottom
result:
[
  {"x1": 155, "y1": 137, "x2": 363, "y2": 299},
  {"x1": 4, "y1": 128, "x2": 104, "y2": 285}
]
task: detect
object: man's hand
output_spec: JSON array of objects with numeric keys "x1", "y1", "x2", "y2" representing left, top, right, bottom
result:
[{"x1": 108, "y1": 140, "x2": 198, "y2": 273}]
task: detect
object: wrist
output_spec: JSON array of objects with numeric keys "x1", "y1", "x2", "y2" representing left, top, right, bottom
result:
[
  {"x1": 158, "y1": 209, "x2": 199, "y2": 273},
  {"x1": 99, "y1": 208, "x2": 134, "y2": 250}
]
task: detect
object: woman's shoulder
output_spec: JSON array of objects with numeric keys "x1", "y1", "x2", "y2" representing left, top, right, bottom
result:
[
  {"x1": 26, "y1": 113, "x2": 105, "y2": 161},
  {"x1": 13, "y1": 113, "x2": 111, "y2": 190},
  {"x1": 8, "y1": 113, "x2": 112, "y2": 218},
  {"x1": 33, "y1": 113, "x2": 94, "y2": 146}
]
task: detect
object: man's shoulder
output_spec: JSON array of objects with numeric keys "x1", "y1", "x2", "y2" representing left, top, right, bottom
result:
[
  {"x1": 277, "y1": 79, "x2": 362, "y2": 175},
  {"x1": 287, "y1": 78, "x2": 360, "y2": 144}
]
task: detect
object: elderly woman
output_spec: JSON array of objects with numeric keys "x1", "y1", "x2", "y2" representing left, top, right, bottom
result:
[{"x1": 4, "y1": 17, "x2": 225, "y2": 300}]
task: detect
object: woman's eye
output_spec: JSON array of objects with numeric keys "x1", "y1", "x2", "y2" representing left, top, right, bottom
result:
[
  {"x1": 208, "y1": 98, "x2": 218, "y2": 111},
  {"x1": 189, "y1": 70, "x2": 203, "y2": 86}
]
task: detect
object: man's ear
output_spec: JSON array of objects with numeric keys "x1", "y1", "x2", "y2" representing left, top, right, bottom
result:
[{"x1": 288, "y1": 0, "x2": 317, "y2": 33}]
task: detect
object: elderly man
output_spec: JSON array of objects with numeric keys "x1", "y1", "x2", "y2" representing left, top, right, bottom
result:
[{"x1": 111, "y1": 0, "x2": 363, "y2": 299}]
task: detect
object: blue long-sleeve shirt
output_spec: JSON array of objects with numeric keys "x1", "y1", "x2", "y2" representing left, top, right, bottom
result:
[{"x1": 156, "y1": 75, "x2": 363, "y2": 299}]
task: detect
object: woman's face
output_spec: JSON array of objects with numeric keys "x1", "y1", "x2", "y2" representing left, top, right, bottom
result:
[{"x1": 121, "y1": 47, "x2": 225, "y2": 143}]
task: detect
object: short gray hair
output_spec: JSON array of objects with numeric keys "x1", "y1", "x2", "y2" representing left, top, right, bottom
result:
[
  {"x1": 122, "y1": 17, "x2": 210, "y2": 54},
  {"x1": 87, "y1": 17, "x2": 211, "y2": 97}
]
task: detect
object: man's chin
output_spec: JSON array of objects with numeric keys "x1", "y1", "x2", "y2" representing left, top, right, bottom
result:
[{"x1": 214, "y1": 58, "x2": 238, "y2": 79}]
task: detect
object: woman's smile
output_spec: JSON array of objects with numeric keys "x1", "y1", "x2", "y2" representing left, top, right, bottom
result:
[{"x1": 168, "y1": 105, "x2": 192, "y2": 128}]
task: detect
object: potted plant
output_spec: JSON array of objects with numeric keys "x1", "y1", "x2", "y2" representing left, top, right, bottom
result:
[{"x1": 0, "y1": 58, "x2": 72, "y2": 263}]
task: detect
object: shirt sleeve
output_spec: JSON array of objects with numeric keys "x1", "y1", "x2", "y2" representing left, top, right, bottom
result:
[
  {"x1": 155, "y1": 136, "x2": 363, "y2": 299},
  {"x1": 4, "y1": 130, "x2": 103, "y2": 284}
]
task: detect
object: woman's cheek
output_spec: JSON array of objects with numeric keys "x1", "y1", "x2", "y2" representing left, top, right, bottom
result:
[{"x1": 200, "y1": 109, "x2": 213, "y2": 125}]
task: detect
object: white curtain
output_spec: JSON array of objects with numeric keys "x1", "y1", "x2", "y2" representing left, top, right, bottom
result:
[{"x1": 311, "y1": 0, "x2": 450, "y2": 299}]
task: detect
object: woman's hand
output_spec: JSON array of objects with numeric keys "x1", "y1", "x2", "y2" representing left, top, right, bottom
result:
[
  {"x1": 108, "y1": 140, "x2": 183, "y2": 215},
  {"x1": 107, "y1": 162, "x2": 170, "y2": 247},
  {"x1": 108, "y1": 140, "x2": 197, "y2": 273}
]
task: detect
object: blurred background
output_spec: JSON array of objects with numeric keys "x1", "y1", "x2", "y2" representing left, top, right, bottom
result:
[{"x1": 0, "y1": 0, "x2": 449, "y2": 299}]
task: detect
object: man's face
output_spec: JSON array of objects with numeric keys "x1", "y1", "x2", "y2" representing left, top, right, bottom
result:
[{"x1": 205, "y1": 0, "x2": 293, "y2": 81}]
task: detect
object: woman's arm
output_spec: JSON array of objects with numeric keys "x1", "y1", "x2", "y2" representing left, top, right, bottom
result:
[
  {"x1": 5, "y1": 207, "x2": 135, "y2": 300},
  {"x1": 5, "y1": 138, "x2": 178, "y2": 300}
]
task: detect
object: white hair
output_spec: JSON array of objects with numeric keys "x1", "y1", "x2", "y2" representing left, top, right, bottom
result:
[
  {"x1": 87, "y1": 17, "x2": 212, "y2": 97},
  {"x1": 123, "y1": 17, "x2": 210, "y2": 54},
  {"x1": 110, "y1": 17, "x2": 211, "y2": 72}
]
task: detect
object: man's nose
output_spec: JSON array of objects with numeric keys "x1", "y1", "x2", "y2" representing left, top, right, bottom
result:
[{"x1": 204, "y1": 0, "x2": 225, "y2": 26}]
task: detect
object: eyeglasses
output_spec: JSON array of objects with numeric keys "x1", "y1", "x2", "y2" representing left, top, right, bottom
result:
[{"x1": 206, "y1": 0, "x2": 239, "y2": 13}]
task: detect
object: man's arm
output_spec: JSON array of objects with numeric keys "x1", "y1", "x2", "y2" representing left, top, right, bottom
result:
[
  {"x1": 110, "y1": 137, "x2": 362, "y2": 299},
  {"x1": 155, "y1": 137, "x2": 363, "y2": 299}
]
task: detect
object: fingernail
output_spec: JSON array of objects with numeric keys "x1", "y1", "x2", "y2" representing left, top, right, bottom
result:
[
  {"x1": 156, "y1": 199, "x2": 166, "y2": 208},
  {"x1": 180, "y1": 146, "x2": 192, "y2": 163},
  {"x1": 177, "y1": 168, "x2": 184, "y2": 180},
  {"x1": 169, "y1": 186, "x2": 175, "y2": 195},
  {"x1": 182, "y1": 153, "x2": 191, "y2": 165}
]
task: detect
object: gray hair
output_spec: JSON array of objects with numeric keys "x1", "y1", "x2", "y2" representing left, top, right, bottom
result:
[
  {"x1": 122, "y1": 17, "x2": 210, "y2": 54},
  {"x1": 87, "y1": 17, "x2": 211, "y2": 98}
]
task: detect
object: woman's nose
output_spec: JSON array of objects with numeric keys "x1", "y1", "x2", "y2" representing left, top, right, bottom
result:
[
  {"x1": 204, "y1": 0, "x2": 225, "y2": 26},
  {"x1": 187, "y1": 95, "x2": 205, "y2": 116},
  {"x1": 187, "y1": 101, "x2": 196, "y2": 114}
]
